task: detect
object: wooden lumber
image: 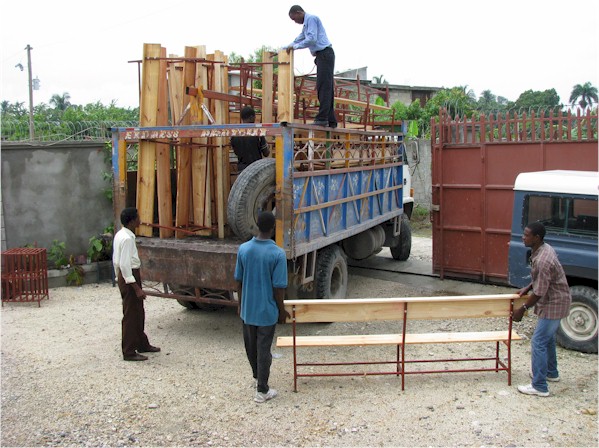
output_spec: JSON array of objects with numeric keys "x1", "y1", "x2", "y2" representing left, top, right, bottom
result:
[
  {"x1": 137, "y1": 43, "x2": 161, "y2": 236},
  {"x1": 261, "y1": 50, "x2": 274, "y2": 122},
  {"x1": 174, "y1": 46, "x2": 197, "y2": 238},
  {"x1": 167, "y1": 54, "x2": 184, "y2": 124},
  {"x1": 156, "y1": 46, "x2": 174, "y2": 238},
  {"x1": 191, "y1": 45, "x2": 211, "y2": 236},
  {"x1": 212, "y1": 50, "x2": 226, "y2": 238},
  {"x1": 277, "y1": 331, "x2": 522, "y2": 348},
  {"x1": 277, "y1": 49, "x2": 294, "y2": 123},
  {"x1": 282, "y1": 294, "x2": 526, "y2": 323}
]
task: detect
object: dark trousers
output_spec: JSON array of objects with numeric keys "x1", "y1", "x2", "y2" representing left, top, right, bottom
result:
[
  {"x1": 118, "y1": 269, "x2": 150, "y2": 357},
  {"x1": 314, "y1": 46, "x2": 337, "y2": 125},
  {"x1": 243, "y1": 323, "x2": 276, "y2": 393}
]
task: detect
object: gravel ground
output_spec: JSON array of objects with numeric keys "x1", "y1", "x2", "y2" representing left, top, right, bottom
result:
[{"x1": 2, "y1": 239, "x2": 597, "y2": 447}]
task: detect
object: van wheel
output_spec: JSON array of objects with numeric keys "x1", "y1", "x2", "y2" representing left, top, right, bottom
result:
[
  {"x1": 557, "y1": 286, "x2": 598, "y2": 353},
  {"x1": 315, "y1": 245, "x2": 348, "y2": 300},
  {"x1": 227, "y1": 158, "x2": 276, "y2": 241},
  {"x1": 390, "y1": 214, "x2": 412, "y2": 261}
]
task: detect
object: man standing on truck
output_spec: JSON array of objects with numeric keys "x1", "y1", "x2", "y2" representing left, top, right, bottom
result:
[
  {"x1": 235, "y1": 211, "x2": 290, "y2": 403},
  {"x1": 113, "y1": 207, "x2": 160, "y2": 362},
  {"x1": 231, "y1": 106, "x2": 270, "y2": 173},
  {"x1": 286, "y1": 5, "x2": 337, "y2": 128},
  {"x1": 513, "y1": 222, "x2": 572, "y2": 397}
]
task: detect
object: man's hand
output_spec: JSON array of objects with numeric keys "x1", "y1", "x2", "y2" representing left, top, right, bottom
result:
[
  {"x1": 286, "y1": 46, "x2": 293, "y2": 54},
  {"x1": 278, "y1": 309, "x2": 291, "y2": 324},
  {"x1": 133, "y1": 284, "x2": 146, "y2": 300},
  {"x1": 517, "y1": 285, "x2": 531, "y2": 297},
  {"x1": 512, "y1": 306, "x2": 525, "y2": 322}
]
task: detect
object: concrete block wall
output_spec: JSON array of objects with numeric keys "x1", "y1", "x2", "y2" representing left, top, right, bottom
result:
[
  {"x1": 1, "y1": 141, "x2": 114, "y2": 260},
  {"x1": 406, "y1": 138, "x2": 432, "y2": 209}
]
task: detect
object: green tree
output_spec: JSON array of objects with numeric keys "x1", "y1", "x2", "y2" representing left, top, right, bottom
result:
[
  {"x1": 509, "y1": 89, "x2": 561, "y2": 113},
  {"x1": 372, "y1": 75, "x2": 387, "y2": 84},
  {"x1": 49, "y1": 92, "x2": 71, "y2": 111},
  {"x1": 569, "y1": 82, "x2": 598, "y2": 109}
]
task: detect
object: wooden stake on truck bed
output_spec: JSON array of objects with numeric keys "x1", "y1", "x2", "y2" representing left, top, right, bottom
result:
[
  {"x1": 156, "y1": 46, "x2": 174, "y2": 238},
  {"x1": 137, "y1": 43, "x2": 160, "y2": 237},
  {"x1": 175, "y1": 46, "x2": 197, "y2": 238}
]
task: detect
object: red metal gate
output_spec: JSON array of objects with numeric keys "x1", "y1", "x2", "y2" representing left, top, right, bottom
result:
[{"x1": 431, "y1": 108, "x2": 598, "y2": 284}]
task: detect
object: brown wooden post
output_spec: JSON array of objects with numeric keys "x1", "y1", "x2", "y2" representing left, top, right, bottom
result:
[
  {"x1": 156, "y1": 46, "x2": 174, "y2": 238},
  {"x1": 213, "y1": 50, "x2": 226, "y2": 238},
  {"x1": 137, "y1": 43, "x2": 161, "y2": 236},
  {"x1": 261, "y1": 50, "x2": 274, "y2": 123},
  {"x1": 175, "y1": 46, "x2": 197, "y2": 238},
  {"x1": 277, "y1": 49, "x2": 294, "y2": 123},
  {"x1": 191, "y1": 45, "x2": 211, "y2": 236}
]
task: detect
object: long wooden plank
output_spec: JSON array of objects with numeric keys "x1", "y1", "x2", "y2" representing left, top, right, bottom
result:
[
  {"x1": 175, "y1": 46, "x2": 197, "y2": 238},
  {"x1": 213, "y1": 50, "x2": 226, "y2": 238},
  {"x1": 261, "y1": 50, "x2": 274, "y2": 122},
  {"x1": 156, "y1": 46, "x2": 174, "y2": 238},
  {"x1": 136, "y1": 43, "x2": 161, "y2": 236},
  {"x1": 277, "y1": 49, "x2": 294, "y2": 123},
  {"x1": 191, "y1": 45, "x2": 210, "y2": 235},
  {"x1": 276, "y1": 330, "x2": 522, "y2": 347},
  {"x1": 283, "y1": 294, "x2": 526, "y2": 323}
]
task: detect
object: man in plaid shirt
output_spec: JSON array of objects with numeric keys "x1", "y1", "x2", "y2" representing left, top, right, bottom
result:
[{"x1": 513, "y1": 222, "x2": 572, "y2": 397}]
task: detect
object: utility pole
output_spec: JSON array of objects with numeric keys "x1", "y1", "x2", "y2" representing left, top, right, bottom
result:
[{"x1": 26, "y1": 44, "x2": 34, "y2": 140}]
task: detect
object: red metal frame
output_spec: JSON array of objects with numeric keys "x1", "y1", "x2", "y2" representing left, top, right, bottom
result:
[
  {"x1": 289, "y1": 300, "x2": 516, "y2": 392},
  {"x1": 1, "y1": 248, "x2": 49, "y2": 307}
]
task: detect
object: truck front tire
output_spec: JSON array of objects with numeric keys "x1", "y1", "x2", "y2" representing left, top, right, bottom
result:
[
  {"x1": 556, "y1": 285, "x2": 598, "y2": 354},
  {"x1": 390, "y1": 214, "x2": 412, "y2": 261}
]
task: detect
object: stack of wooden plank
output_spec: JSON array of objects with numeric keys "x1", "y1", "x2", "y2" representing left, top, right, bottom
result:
[{"x1": 135, "y1": 44, "x2": 294, "y2": 240}]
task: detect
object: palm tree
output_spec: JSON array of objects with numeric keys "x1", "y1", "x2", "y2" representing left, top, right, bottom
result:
[
  {"x1": 49, "y1": 92, "x2": 71, "y2": 111},
  {"x1": 372, "y1": 75, "x2": 387, "y2": 84},
  {"x1": 569, "y1": 82, "x2": 598, "y2": 109}
]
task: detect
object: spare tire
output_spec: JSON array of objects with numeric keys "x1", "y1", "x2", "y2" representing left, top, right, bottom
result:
[{"x1": 227, "y1": 158, "x2": 276, "y2": 241}]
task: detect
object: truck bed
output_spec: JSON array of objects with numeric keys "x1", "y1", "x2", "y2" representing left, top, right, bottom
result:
[{"x1": 137, "y1": 236, "x2": 243, "y2": 291}]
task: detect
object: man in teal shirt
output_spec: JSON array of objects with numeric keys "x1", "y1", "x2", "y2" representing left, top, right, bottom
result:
[{"x1": 235, "y1": 211, "x2": 290, "y2": 403}]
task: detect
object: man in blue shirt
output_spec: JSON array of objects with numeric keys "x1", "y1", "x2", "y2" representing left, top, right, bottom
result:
[
  {"x1": 235, "y1": 211, "x2": 290, "y2": 403},
  {"x1": 287, "y1": 5, "x2": 337, "y2": 128}
]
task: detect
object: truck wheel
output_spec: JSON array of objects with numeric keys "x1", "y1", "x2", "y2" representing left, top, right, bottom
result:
[
  {"x1": 390, "y1": 214, "x2": 412, "y2": 261},
  {"x1": 557, "y1": 286, "x2": 598, "y2": 354},
  {"x1": 227, "y1": 158, "x2": 276, "y2": 241},
  {"x1": 315, "y1": 245, "x2": 348, "y2": 300}
]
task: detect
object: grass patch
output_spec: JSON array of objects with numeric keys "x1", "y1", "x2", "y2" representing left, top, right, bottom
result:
[{"x1": 410, "y1": 205, "x2": 432, "y2": 238}]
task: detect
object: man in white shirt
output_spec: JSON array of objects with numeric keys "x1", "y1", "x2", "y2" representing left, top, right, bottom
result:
[{"x1": 113, "y1": 207, "x2": 160, "y2": 361}]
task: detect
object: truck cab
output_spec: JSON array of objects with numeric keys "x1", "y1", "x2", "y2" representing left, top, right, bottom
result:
[{"x1": 508, "y1": 170, "x2": 598, "y2": 353}]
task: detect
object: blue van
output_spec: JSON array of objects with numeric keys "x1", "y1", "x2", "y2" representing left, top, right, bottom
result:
[{"x1": 508, "y1": 170, "x2": 598, "y2": 353}]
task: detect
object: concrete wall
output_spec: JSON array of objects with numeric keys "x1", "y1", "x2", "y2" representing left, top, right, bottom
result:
[
  {"x1": 406, "y1": 138, "x2": 432, "y2": 209},
  {"x1": 1, "y1": 141, "x2": 114, "y2": 260}
]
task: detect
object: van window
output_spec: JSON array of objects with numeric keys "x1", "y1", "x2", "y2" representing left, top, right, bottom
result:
[{"x1": 524, "y1": 195, "x2": 598, "y2": 238}]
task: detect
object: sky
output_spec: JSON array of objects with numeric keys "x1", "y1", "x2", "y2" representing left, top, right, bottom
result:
[{"x1": 1, "y1": 0, "x2": 598, "y2": 110}]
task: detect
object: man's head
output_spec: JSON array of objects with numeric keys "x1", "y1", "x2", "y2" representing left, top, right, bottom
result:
[
  {"x1": 523, "y1": 221, "x2": 546, "y2": 248},
  {"x1": 240, "y1": 106, "x2": 256, "y2": 123},
  {"x1": 257, "y1": 211, "x2": 276, "y2": 235},
  {"x1": 289, "y1": 5, "x2": 305, "y2": 24},
  {"x1": 121, "y1": 207, "x2": 140, "y2": 228}
]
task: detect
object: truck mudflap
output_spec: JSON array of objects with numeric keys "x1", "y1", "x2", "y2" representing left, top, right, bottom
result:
[{"x1": 136, "y1": 236, "x2": 241, "y2": 304}]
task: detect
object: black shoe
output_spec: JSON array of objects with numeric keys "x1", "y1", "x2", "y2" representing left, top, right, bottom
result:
[
  {"x1": 124, "y1": 353, "x2": 148, "y2": 361},
  {"x1": 138, "y1": 345, "x2": 161, "y2": 353},
  {"x1": 312, "y1": 120, "x2": 328, "y2": 127}
]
